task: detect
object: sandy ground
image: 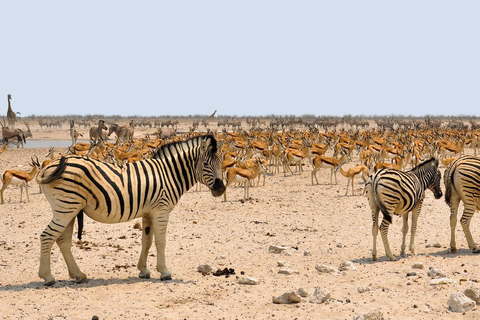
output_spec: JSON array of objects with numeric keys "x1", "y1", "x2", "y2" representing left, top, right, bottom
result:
[{"x1": 1, "y1": 123, "x2": 480, "y2": 319}]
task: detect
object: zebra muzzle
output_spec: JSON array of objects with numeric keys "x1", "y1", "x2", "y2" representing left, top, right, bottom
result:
[{"x1": 211, "y1": 178, "x2": 226, "y2": 197}]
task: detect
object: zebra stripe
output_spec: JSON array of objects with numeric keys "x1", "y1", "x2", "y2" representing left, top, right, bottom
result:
[
  {"x1": 444, "y1": 155, "x2": 480, "y2": 253},
  {"x1": 366, "y1": 157, "x2": 442, "y2": 261},
  {"x1": 37, "y1": 134, "x2": 225, "y2": 286}
]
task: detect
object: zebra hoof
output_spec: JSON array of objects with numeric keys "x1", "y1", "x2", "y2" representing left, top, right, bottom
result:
[
  {"x1": 473, "y1": 247, "x2": 480, "y2": 254},
  {"x1": 450, "y1": 247, "x2": 457, "y2": 254},
  {"x1": 160, "y1": 275, "x2": 172, "y2": 281},
  {"x1": 44, "y1": 279, "x2": 56, "y2": 286},
  {"x1": 139, "y1": 270, "x2": 151, "y2": 279}
]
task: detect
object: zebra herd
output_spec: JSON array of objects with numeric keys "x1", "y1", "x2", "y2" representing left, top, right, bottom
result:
[{"x1": 34, "y1": 134, "x2": 480, "y2": 286}]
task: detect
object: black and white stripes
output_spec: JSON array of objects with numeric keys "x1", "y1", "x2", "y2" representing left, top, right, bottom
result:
[
  {"x1": 366, "y1": 157, "x2": 442, "y2": 261},
  {"x1": 37, "y1": 134, "x2": 225, "y2": 285},
  {"x1": 444, "y1": 155, "x2": 480, "y2": 254}
]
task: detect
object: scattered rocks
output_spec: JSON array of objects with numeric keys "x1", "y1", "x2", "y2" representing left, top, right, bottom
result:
[
  {"x1": 197, "y1": 264, "x2": 213, "y2": 275},
  {"x1": 429, "y1": 277, "x2": 456, "y2": 285},
  {"x1": 353, "y1": 309, "x2": 384, "y2": 320},
  {"x1": 297, "y1": 287, "x2": 308, "y2": 297},
  {"x1": 315, "y1": 264, "x2": 338, "y2": 273},
  {"x1": 269, "y1": 245, "x2": 290, "y2": 254},
  {"x1": 278, "y1": 268, "x2": 299, "y2": 275},
  {"x1": 358, "y1": 286, "x2": 371, "y2": 293},
  {"x1": 411, "y1": 262, "x2": 424, "y2": 269},
  {"x1": 428, "y1": 267, "x2": 446, "y2": 278},
  {"x1": 447, "y1": 292, "x2": 476, "y2": 313},
  {"x1": 309, "y1": 287, "x2": 331, "y2": 304},
  {"x1": 464, "y1": 286, "x2": 480, "y2": 304},
  {"x1": 339, "y1": 261, "x2": 356, "y2": 271},
  {"x1": 238, "y1": 276, "x2": 259, "y2": 285},
  {"x1": 272, "y1": 291, "x2": 302, "y2": 304}
]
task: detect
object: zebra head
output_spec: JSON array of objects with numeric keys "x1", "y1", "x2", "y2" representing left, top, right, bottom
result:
[
  {"x1": 196, "y1": 135, "x2": 226, "y2": 197},
  {"x1": 425, "y1": 158, "x2": 443, "y2": 199}
]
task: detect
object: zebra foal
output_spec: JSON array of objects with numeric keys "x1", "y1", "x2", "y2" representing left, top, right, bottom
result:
[
  {"x1": 366, "y1": 158, "x2": 443, "y2": 261},
  {"x1": 444, "y1": 155, "x2": 480, "y2": 253},
  {"x1": 36, "y1": 135, "x2": 225, "y2": 286}
]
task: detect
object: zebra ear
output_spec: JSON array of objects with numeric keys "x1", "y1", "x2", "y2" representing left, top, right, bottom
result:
[{"x1": 200, "y1": 138, "x2": 209, "y2": 153}]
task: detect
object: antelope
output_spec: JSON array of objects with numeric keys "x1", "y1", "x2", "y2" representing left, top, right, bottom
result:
[
  {"x1": 374, "y1": 155, "x2": 404, "y2": 172},
  {"x1": 1, "y1": 156, "x2": 41, "y2": 204},
  {"x1": 311, "y1": 152, "x2": 349, "y2": 185},
  {"x1": 0, "y1": 143, "x2": 7, "y2": 155},
  {"x1": 224, "y1": 159, "x2": 265, "y2": 201},
  {"x1": 335, "y1": 164, "x2": 369, "y2": 196}
]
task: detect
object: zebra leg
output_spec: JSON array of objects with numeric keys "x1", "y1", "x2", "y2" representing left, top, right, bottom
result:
[
  {"x1": 56, "y1": 219, "x2": 86, "y2": 283},
  {"x1": 380, "y1": 218, "x2": 395, "y2": 261},
  {"x1": 39, "y1": 217, "x2": 75, "y2": 285},
  {"x1": 137, "y1": 216, "x2": 153, "y2": 279},
  {"x1": 460, "y1": 202, "x2": 480, "y2": 253},
  {"x1": 449, "y1": 199, "x2": 459, "y2": 253},
  {"x1": 367, "y1": 186, "x2": 380, "y2": 261},
  {"x1": 151, "y1": 210, "x2": 172, "y2": 281},
  {"x1": 400, "y1": 213, "x2": 409, "y2": 256},
  {"x1": 409, "y1": 207, "x2": 422, "y2": 256}
]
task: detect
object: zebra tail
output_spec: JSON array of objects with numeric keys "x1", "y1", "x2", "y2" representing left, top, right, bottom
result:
[
  {"x1": 36, "y1": 156, "x2": 68, "y2": 184},
  {"x1": 77, "y1": 211, "x2": 84, "y2": 240},
  {"x1": 444, "y1": 166, "x2": 455, "y2": 206}
]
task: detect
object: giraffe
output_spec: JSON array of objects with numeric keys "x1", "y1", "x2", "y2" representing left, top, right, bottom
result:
[
  {"x1": 209, "y1": 110, "x2": 217, "y2": 119},
  {"x1": 6, "y1": 94, "x2": 18, "y2": 128}
]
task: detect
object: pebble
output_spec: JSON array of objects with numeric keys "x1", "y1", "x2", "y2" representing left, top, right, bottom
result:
[
  {"x1": 277, "y1": 260, "x2": 292, "y2": 267},
  {"x1": 447, "y1": 292, "x2": 476, "y2": 313},
  {"x1": 269, "y1": 245, "x2": 290, "y2": 254},
  {"x1": 278, "y1": 268, "x2": 299, "y2": 275},
  {"x1": 358, "y1": 286, "x2": 371, "y2": 293},
  {"x1": 429, "y1": 277, "x2": 456, "y2": 285},
  {"x1": 238, "y1": 276, "x2": 259, "y2": 285},
  {"x1": 309, "y1": 287, "x2": 331, "y2": 304},
  {"x1": 315, "y1": 264, "x2": 338, "y2": 273},
  {"x1": 464, "y1": 286, "x2": 480, "y2": 304},
  {"x1": 411, "y1": 262, "x2": 424, "y2": 269},
  {"x1": 197, "y1": 264, "x2": 213, "y2": 274},
  {"x1": 353, "y1": 309, "x2": 384, "y2": 320},
  {"x1": 427, "y1": 267, "x2": 446, "y2": 278},
  {"x1": 338, "y1": 261, "x2": 356, "y2": 271},
  {"x1": 297, "y1": 287, "x2": 308, "y2": 297},
  {"x1": 272, "y1": 291, "x2": 302, "y2": 304}
]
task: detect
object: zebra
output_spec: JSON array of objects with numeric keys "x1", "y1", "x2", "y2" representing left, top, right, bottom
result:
[
  {"x1": 444, "y1": 155, "x2": 480, "y2": 254},
  {"x1": 366, "y1": 157, "x2": 443, "y2": 261},
  {"x1": 36, "y1": 134, "x2": 226, "y2": 286}
]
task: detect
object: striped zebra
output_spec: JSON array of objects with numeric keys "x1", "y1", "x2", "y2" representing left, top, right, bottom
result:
[
  {"x1": 36, "y1": 135, "x2": 225, "y2": 286},
  {"x1": 444, "y1": 155, "x2": 480, "y2": 254},
  {"x1": 366, "y1": 157, "x2": 442, "y2": 261}
]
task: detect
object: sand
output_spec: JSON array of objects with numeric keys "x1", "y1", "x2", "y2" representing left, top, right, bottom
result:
[{"x1": 0, "y1": 122, "x2": 479, "y2": 319}]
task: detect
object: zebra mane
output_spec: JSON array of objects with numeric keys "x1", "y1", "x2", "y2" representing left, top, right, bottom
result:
[
  {"x1": 153, "y1": 135, "x2": 218, "y2": 160},
  {"x1": 409, "y1": 157, "x2": 438, "y2": 173}
]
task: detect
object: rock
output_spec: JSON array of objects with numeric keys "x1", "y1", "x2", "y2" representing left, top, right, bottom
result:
[
  {"x1": 447, "y1": 292, "x2": 476, "y2": 313},
  {"x1": 197, "y1": 264, "x2": 213, "y2": 274},
  {"x1": 358, "y1": 286, "x2": 371, "y2": 293},
  {"x1": 429, "y1": 277, "x2": 456, "y2": 285},
  {"x1": 238, "y1": 276, "x2": 259, "y2": 285},
  {"x1": 297, "y1": 287, "x2": 308, "y2": 297},
  {"x1": 411, "y1": 262, "x2": 424, "y2": 269},
  {"x1": 277, "y1": 260, "x2": 292, "y2": 267},
  {"x1": 269, "y1": 245, "x2": 290, "y2": 254},
  {"x1": 432, "y1": 243, "x2": 442, "y2": 248},
  {"x1": 428, "y1": 267, "x2": 446, "y2": 278},
  {"x1": 309, "y1": 287, "x2": 331, "y2": 304},
  {"x1": 272, "y1": 291, "x2": 302, "y2": 304},
  {"x1": 278, "y1": 268, "x2": 299, "y2": 275},
  {"x1": 353, "y1": 309, "x2": 384, "y2": 320},
  {"x1": 304, "y1": 250, "x2": 312, "y2": 256},
  {"x1": 339, "y1": 261, "x2": 356, "y2": 271},
  {"x1": 464, "y1": 286, "x2": 480, "y2": 304},
  {"x1": 315, "y1": 264, "x2": 338, "y2": 273}
]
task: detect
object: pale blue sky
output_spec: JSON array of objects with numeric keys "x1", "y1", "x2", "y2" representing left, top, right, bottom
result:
[{"x1": 1, "y1": 1, "x2": 479, "y2": 117}]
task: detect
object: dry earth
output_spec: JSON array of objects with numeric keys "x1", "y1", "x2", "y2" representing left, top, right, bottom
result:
[{"x1": 0, "y1": 123, "x2": 480, "y2": 319}]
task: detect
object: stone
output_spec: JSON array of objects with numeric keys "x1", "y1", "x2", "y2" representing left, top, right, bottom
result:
[
  {"x1": 315, "y1": 264, "x2": 338, "y2": 273},
  {"x1": 272, "y1": 291, "x2": 302, "y2": 304},
  {"x1": 339, "y1": 260, "x2": 356, "y2": 271},
  {"x1": 297, "y1": 287, "x2": 308, "y2": 297},
  {"x1": 277, "y1": 260, "x2": 292, "y2": 267},
  {"x1": 428, "y1": 267, "x2": 446, "y2": 278},
  {"x1": 238, "y1": 276, "x2": 259, "y2": 285},
  {"x1": 278, "y1": 268, "x2": 299, "y2": 275},
  {"x1": 464, "y1": 286, "x2": 480, "y2": 304},
  {"x1": 353, "y1": 309, "x2": 384, "y2": 320},
  {"x1": 197, "y1": 264, "x2": 213, "y2": 274},
  {"x1": 429, "y1": 277, "x2": 456, "y2": 285},
  {"x1": 309, "y1": 287, "x2": 331, "y2": 304},
  {"x1": 269, "y1": 245, "x2": 290, "y2": 254},
  {"x1": 358, "y1": 286, "x2": 371, "y2": 293},
  {"x1": 411, "y1": 262, "x2": 424, "y2": 269},
  {"x1": 447, "y1": 292, "x2": 476, "y2": 313}
]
